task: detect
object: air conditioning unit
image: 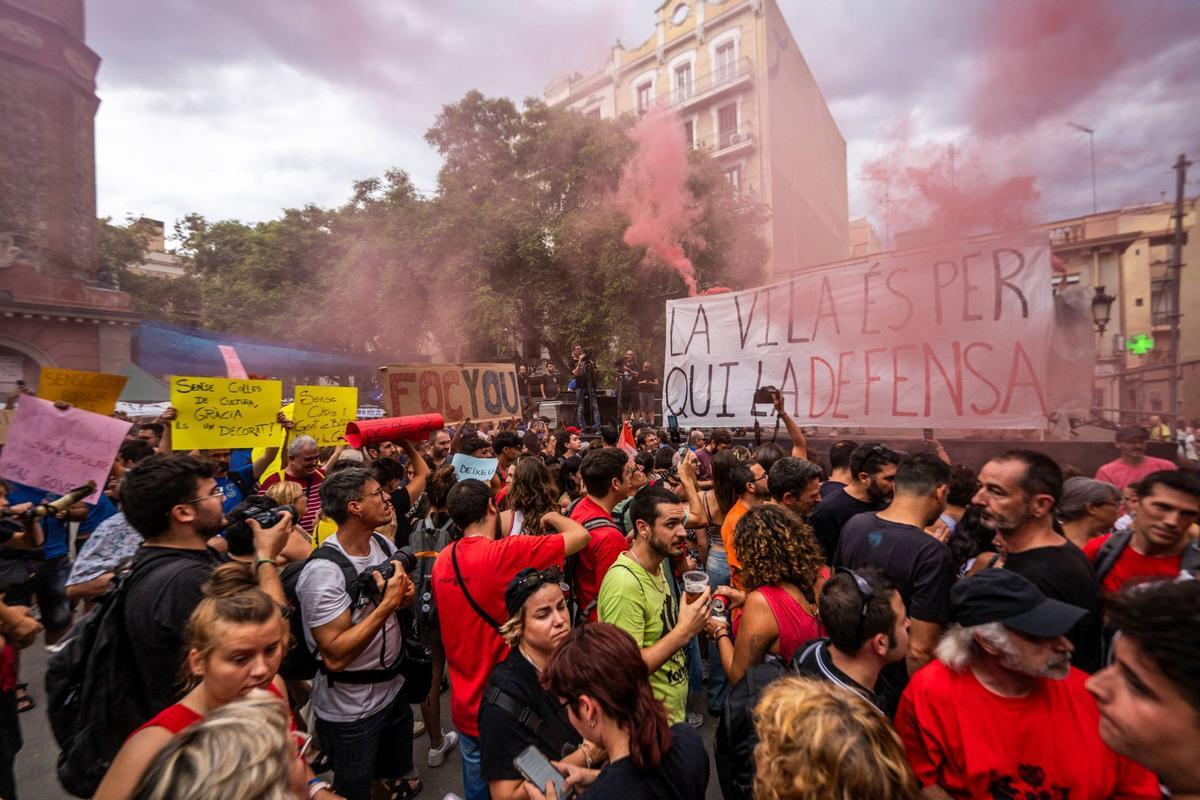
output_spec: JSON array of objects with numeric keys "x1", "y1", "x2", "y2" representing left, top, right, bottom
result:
[{"x1": 729, "y1": 133, "x2": 743, "y2": 144}]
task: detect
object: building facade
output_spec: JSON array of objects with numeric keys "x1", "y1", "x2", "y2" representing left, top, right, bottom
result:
[
  {"x1": 544, "y1": 0, "x2": 848, "y2": 278},
  {"x1": 1048, "y1": 198, "x2": 1198, "y2": 423},
  {"x1": 0, "y1": 0, "x2": 137, "y2": 392}
]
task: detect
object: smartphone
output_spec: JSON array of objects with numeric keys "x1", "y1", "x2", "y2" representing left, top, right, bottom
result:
[
  {"x1": 514, "y1": 745, "x2": 572, "y2": 799},
  {"x1": 922, "y1": 428, "x2": 934, "y2": 442}
]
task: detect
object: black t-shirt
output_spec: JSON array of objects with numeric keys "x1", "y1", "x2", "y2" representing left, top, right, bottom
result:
[
  {"x1": 583, "y1": 723, "x2": 708, "y2": 800},
  {"x1": 818, "y1": 480, "x2": 846, "y2": 499},
  {"x1": 122, "y1": 545, "x2": 223, "y2": 721},
  {"x1": 834, "y1": 513, "x2": 956, "y2": 624},
  {"x1": 389, "y1": 487, "x2": 415, "y2": 549},
  {"x1": 1004, "y1": 543, "x2": 1102, "y2": 673},
  {"x1": 810, "y1": 489, "x2": 885, "y2": 564},
  {"x1": 478, "y1": 649, "x2": 582, "y2": 783},
  {"x1": 793, "y1": 638, "x2": 892, "y2": 716}
]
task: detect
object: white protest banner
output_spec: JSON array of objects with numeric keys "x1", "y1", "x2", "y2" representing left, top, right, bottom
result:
[
  {"x1": 0, "y1": 396, "x2": 129, "y2": 502},
  {"x1": 663, "y1": 232, "x2": 1057, "y2": 429},
  {"x1": 451, "y1": 453, "x2": 499, "y2": 482}
]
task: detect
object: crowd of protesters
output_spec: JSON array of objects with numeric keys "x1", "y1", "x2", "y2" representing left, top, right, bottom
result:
[{"x1": 0, "y1": 368, "x2": 1196, "y2": 800}]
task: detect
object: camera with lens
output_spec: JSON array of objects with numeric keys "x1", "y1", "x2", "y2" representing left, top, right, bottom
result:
[
  {"x1": 356, "y1": 550, "x2": 418, "y2": 605},
  {"x1": 753, "y1": 385, "x2": 779, "y2": 405},
  {"x1": 222, "y1": 495, "x2": 299, "y2": 557}
]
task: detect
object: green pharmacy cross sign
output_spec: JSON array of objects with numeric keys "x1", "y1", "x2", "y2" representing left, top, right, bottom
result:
[{"x1": 1127, "y1": 333, "x2": 1155, "y2": 355}]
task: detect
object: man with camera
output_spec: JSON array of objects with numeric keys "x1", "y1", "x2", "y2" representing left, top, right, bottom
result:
[
  {"x1": 571, "y1": 344, "x2": 601, "y2": 429},
  {"x1": 296, "y1": 467, "x2": 421, "y2": 800}
]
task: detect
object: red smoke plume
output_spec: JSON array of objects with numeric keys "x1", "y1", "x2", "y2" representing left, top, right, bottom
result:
[
  {"x1": 615, "y1": 111, "x2": 701, "y2": 295},
  {"x1": 861, "y1": 0, "x2": 1147, "y2": 243}
]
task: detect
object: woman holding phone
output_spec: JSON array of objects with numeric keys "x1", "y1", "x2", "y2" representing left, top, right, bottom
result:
[{"x1": 526, "y1": 622, "x2": 708, "y2": 800}]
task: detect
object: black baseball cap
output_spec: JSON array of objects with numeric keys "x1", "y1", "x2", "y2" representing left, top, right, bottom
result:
[
  {"x1": 1115, "y1": 426, "x2": 1150, "y2": 443},
  {"x1": 951, "y1": 570, "x2": 1087, "y2": 638}
]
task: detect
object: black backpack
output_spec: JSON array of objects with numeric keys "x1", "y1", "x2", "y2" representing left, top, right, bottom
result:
[
  {"x1": 279, "y1": 532, "x2": 432, "y2": 701},
  {"x1": 279, "y1": 531, "x2": 394, "y2": 681},
  {"x1": 46, "y1": 555, "x2": 164, "y2": 797},
  {"x1": 714, "y1": 659, "x2": 791, "y2": 800},
  {"x1": 403, "y1": 514, "x2": 456, "y2": 643},
  {"x1": 563, "y1": 497, "x2": 624, "y2": 623}
]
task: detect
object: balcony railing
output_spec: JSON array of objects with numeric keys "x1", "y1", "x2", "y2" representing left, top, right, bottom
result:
[
  {"x1": 664, "y1": 56, "x2": 753, "y2": 110},
  {"x1": 695, "y1": 121, "x2": 754, "y2": 155}
]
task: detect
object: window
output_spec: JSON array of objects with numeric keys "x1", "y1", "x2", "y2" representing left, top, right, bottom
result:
[
  {"x1": 683, "y1": 120, "x2": 695, "y2": 148},
  {"x1": 717, "y1": 103, "x2": 738, "y2": 147},
  {"x1": 671, "y1": 3, "x2": 690, "y2": 25},
  {"x1": 587, "y1": 107, "x2": 602, "y2": 118},
  {"x1": 715, "y1": 42, "x2": 736, "y2": 82},
  {"x1": 637, "y1": 82, "x2": 652, "y2": 115},
  {"x1": 674, "y1": 62, "x2": 693, "y2": 102},
  {"x1": 726, "y1": 165, "x2": 741, "y2": 191},
  {"x1": 1151, "y1": 275, "x2": 1175, "y2": 325}
]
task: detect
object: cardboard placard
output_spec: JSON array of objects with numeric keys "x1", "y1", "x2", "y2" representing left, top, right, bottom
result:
[
  {"x1": 0, "y1": 396, "x2": 129, "y2": 502},
  {"x1": 381, "y1": 363, "x2": 522, "y2": 424},
  {"x1": 451, "y1": 452, "x2": 498, "y2": 482},
  {"x1": 38, "y1": 368, "x2": 127, "y2": 415},
  {"x1": 170, "y1": 376, "x2": 282, "y2": 449}
]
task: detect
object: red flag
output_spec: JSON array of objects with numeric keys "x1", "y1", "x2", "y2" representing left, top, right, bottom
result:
[{"x1": 618, "y1": 421, "x2": 637, "y2": 457}]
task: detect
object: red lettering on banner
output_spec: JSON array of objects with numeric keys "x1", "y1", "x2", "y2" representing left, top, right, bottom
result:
[
  {"x1": 892, "y1": 345, "x2": 918, "y2": 417},
  {"x1": 831, "y1": 351, "x2": 853, "y2": 420},
  {"x1": 388, "y1": 372, "x2": 417, "y2": 414},
  {"x1": 418, "y1": 370, "x2": 442, "y2": 414},
  {"x1": 923, "y1": 342, "x2": 964, "y2": 416},
  {"x1": 863, "y1": 347, "x2": 887, "y2": 415},
  {"x1": 964, "y1": 342, "x2": 1000, "y2": 415},
  {"x1": 1001, "y1": 341, "x2": 1048, "y2": 415},
  {"x1": 809, "y1": 357, "x2": 835, "y2": 418},
  {"x1": 442, "y1": 372, "x2": 464, "y2": 420}
]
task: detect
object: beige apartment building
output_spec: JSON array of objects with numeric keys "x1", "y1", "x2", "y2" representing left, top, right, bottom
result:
[{"x1": 544, "y1": 0, "x2": 849, "y2": 277}]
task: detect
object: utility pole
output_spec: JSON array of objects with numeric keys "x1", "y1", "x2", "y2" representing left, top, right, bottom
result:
[{"x1": 1167, "y1": 153, "x2": 1191, "y2": 439}]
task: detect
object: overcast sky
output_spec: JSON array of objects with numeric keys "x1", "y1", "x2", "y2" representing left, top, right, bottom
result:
[{"x1": 88, "y1": 1, "x2": 1200, "y2": 243}]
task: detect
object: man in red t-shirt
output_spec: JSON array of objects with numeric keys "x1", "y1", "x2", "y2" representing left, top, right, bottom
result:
[
  {"x1": 1095, "y1": 425, "x2": 1177, "y2": 491},
  {"x1": 432, "y1": 479, "x2": 589, "y2": 800},
  {"x1": 1084, "y1": 470, "x2": 1200, "y2": 593},
  {"x1": 567, "y1": 447, "x2": 634, "y2": 621},
  {"x1": 896, "y1": 569, "x2": 1159, "y2": 800}
]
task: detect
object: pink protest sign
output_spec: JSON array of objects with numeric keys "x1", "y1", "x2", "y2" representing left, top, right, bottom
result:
[
  {"x1": 0, "y1": 396, "x2": 129, "y2": 503},
  {"x1": 218, "y1": 345, "x2": 249, "y2": 379}
]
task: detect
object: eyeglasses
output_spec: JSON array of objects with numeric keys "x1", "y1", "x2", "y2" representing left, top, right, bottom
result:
[
  {"x1": 182, "y1": 485, "x2": 227, "y2": 504},
  {"x1": 836, "y1": 567, "x2": 874, "y2": 642},
  {"x1": 355, "y1": 487, "x2": 387, "y2": 502}
]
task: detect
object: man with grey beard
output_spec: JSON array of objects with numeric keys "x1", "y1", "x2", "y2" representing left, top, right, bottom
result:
[
  {"x1": 895, "y1": 570, "x2": 1159, "y2": 800},
  {"x1": 972, "y1": 449, "x2": 1102, "y2": 672}
]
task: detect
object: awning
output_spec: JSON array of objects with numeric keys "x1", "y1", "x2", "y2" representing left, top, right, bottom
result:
[{"x1": 135, "y1": 321, "x2": 376, "y2": 380}]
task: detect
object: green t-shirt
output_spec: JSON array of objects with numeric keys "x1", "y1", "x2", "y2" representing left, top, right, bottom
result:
[{"x1": 596, "y1": 551, "x2": 688, "y2": 723}]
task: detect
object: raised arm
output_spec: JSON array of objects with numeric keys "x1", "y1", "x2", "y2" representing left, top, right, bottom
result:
[
  {"x1": 773, "y1": 391, "x2": 807, "y2": 460},
  {"x1": 400, "y1": 439, "x2": 430, "y2": 504},
  {"x1": 252, "y1": 411, "x2": 294, "y2": 480},
  {"x1": 675, "y1": 455, "x2": 708, "y2": 529}
]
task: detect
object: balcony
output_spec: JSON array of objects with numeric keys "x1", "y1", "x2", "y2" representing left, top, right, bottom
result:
[
  {"x1": 696, "y1": 121, "x2": 755, "y2": 158},
  {"x1": 666, "y1": 56, "x2": 754, "y2": 111}
]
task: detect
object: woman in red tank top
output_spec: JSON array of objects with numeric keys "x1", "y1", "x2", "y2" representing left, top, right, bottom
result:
[
  {"x1": 95, "y1": 563, "x2": 316, "y2": 800},
  {"x1": 713, "y1": 504, "x2": 828, "y2": 686}
]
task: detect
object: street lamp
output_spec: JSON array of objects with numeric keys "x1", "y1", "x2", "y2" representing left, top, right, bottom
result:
[
  {"x1": 1091, "y1": 284, "x2": 1116, "y2": 336},
  {"x1": 1067, "y1": 122, "x2": 1097, "y2": 214}
]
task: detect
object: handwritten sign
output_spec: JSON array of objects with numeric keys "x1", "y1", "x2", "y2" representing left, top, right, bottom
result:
[
  {"x1": 0, "y1": 396, "x2": 129, "y2": 502},
  {"x1": 38, "y1": 368, "x2": 127, "y2": 415},
  {"x1": 451, "y1": 453, "x2": 499, "y2": 482},
  {"x1": 663, "y1": 232, "x2": 1057, "y2": 429},
  {"x1": 381, "y1": 362, "x2": 522, "y2": 424},
  {"x1": 218, "y1": 345, "x2": 249, "y2": 379},
  {"x1": 294, "y1": 386, "x2": 357, "y2": 446},
  {"x1": 170, "y1": 376, "x2": 282, "y2": 449}
]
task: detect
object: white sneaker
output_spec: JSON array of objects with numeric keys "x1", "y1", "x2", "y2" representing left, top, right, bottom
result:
[{"x1": 427, "y1": 730, "x2": 459, "y2": 767}]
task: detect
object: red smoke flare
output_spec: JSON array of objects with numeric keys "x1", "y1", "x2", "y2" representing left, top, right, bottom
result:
[{"x1": 615, "y1": 111, "x2": 701, "y2": 295}]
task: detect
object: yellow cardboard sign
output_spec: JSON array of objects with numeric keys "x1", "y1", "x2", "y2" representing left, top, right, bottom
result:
[
  {"x1": 293, "y1": 386, "x2": 357, "y2": 446},
  {"x1": 0, "y1": 409, "x2": 13, "y2": 444},
  {"x1": 38, "y1": 368, "x2": 128, "y2": 415},
  {"x1": 170, "y1": 376, "x2": 282, "y2": 450}
]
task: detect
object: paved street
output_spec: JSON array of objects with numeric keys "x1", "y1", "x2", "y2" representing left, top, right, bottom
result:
[{"x1": 14, "y1": 643, "x2": 724, "y2": 800}]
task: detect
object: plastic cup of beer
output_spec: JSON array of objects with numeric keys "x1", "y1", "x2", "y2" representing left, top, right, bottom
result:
[{"x1": 682, "y1": 570, "x2": 708, "y2": 602}]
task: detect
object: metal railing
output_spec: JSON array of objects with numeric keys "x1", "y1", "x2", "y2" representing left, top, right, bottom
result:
[{"x1": 663, "y1": 56, "x2": 753, "y2": 109}]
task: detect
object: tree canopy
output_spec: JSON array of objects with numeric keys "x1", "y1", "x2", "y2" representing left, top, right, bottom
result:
[{"x1": 106, "y1": 90, "x2": 770, "y2": 369}]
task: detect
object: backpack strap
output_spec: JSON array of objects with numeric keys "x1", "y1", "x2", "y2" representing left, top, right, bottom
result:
[
  {"x1": 1090, "y1": 531, "x2": 1133, "y2": 583},
  {"x1": 227, "y1": 467, "x2": 255, "y2": 502},
  {"x1": 1180, "y1": 541, "x2": 1200, "y2": 574},
  {"x1": 307, "y1": 544, "x2": 365, "y2": 610},
  {"x1": 450, "y1": 540, "x2": 502, "y2": 632}
]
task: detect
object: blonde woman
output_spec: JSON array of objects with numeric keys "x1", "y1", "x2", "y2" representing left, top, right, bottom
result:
[
  {"x1": 95, "y1": 564, "x2": 334, "y2": 800},
  {"x1": 130, "y1": 689, "x2": 321, "y2": 800},
  {"x1": 753, "y1": 676, "x2": 920, "y2": 800}
]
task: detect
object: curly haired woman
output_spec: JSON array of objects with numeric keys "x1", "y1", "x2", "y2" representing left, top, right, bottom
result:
[
  {"x1": 714, "y1": 504, "x2": 827, "y2": 685},
  {"x1": 500, "y1": 456, "x2": 561, "y2": 536}
]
